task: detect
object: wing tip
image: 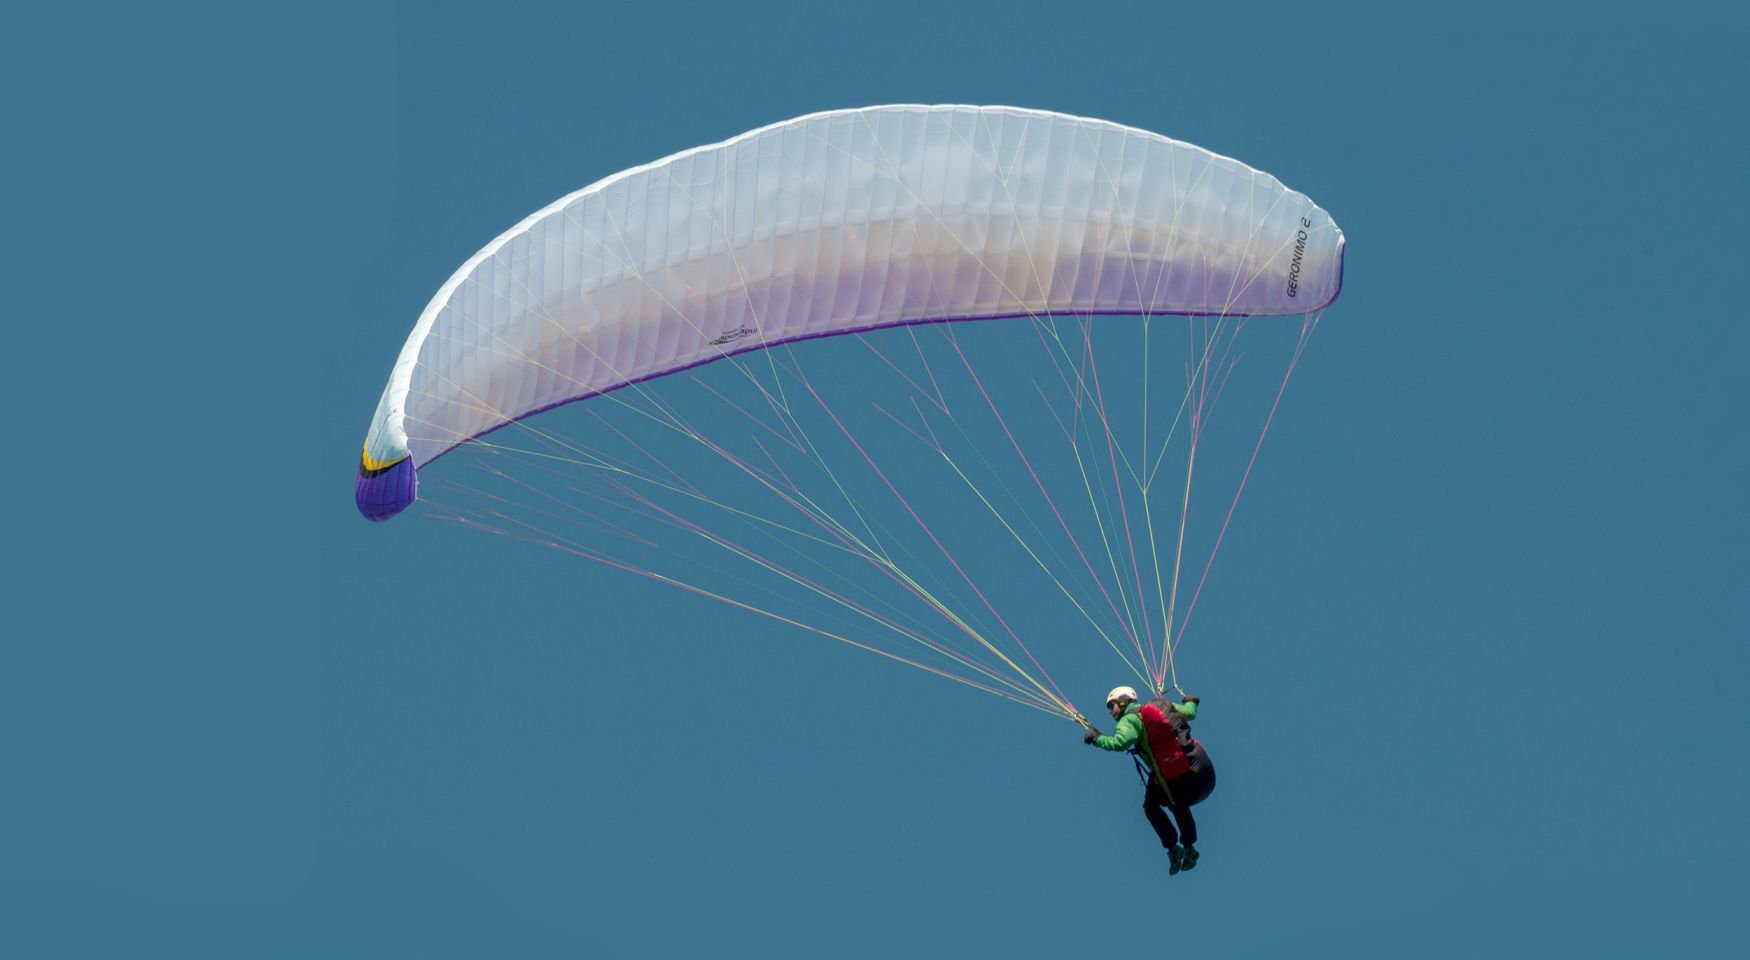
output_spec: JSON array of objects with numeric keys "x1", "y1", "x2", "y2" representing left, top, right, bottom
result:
[
  {"x1": 356, "y1": 455, "x2": 416, "y2": 522},
  {"x1": 1312, "y1": 231, "x2": 1346, "y2": 312}
]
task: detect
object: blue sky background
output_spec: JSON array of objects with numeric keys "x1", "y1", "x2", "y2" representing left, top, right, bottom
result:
[{"x1": 5, "y1": 2, "x2": 1747, "y2": 957}]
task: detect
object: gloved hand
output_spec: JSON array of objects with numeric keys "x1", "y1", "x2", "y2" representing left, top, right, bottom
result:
[
  {"x1": 1082, "y1": 727, "x2": 1104, "y2": 744},
  {"x1": 1182, "y1": 694, "x2": 1199, "y2": 705}
]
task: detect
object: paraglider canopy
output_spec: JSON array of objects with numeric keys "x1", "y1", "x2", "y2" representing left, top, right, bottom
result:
[{"x1": 357, "y1": 105, "x2": 1343, "y2": 521}]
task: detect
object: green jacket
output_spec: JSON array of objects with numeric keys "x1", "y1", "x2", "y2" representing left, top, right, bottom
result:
[
  {"x1": 1092, "y1": 699, "x2": 1196, "y2": 752},
  {"x1": 1091, "y1": 705, "x2": 1147, "y2": 753},
  {"x1": 1092, "y1": 700, "x2": 1199, "y2": 776}
]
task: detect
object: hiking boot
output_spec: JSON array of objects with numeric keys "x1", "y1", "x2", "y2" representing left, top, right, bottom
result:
[
  {"x1": 1180, "y1": 845, "x2": 1199, "y2": 872},
  {"x1": 1168, "y1": 844, "x2": 1184, "y2": 875}
]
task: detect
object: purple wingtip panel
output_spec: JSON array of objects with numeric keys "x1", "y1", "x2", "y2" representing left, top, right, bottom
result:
[{"x1": 356, "y1": 457, "x2": 416, "y2": 522}]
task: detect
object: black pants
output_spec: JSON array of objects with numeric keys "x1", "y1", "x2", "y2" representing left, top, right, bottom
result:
[{"x1": 1143, "y1": 775, "x2": 1198, "y2": 848}]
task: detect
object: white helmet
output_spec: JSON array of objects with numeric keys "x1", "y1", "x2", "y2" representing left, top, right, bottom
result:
[{"x1": 1105, "y1": 685, "x2": 1139, "y2": 705}]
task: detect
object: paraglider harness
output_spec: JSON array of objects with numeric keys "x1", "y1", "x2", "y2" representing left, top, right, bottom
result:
[{"x1": 1129, "y1": 698, "x2": 1196, "y2": 804}]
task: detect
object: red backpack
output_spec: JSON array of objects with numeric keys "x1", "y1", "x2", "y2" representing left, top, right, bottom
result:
[{"x1": 1137, "y1": 700, "x2": 1193, "y2": 783}]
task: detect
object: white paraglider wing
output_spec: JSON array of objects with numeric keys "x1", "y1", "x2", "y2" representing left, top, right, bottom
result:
[{"x1": 358, "y1": 105, "x2": 1343, "y2": 520}]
